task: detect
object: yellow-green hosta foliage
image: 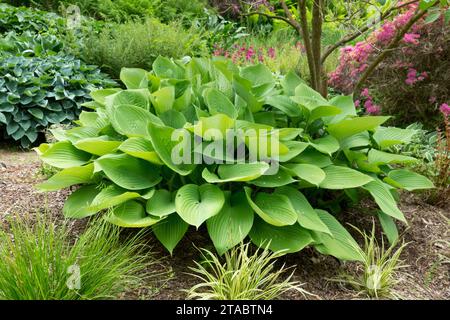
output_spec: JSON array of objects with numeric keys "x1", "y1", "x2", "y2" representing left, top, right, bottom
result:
[{"x1": 35, "y1": 57, "x2": 434, "y2": 260}]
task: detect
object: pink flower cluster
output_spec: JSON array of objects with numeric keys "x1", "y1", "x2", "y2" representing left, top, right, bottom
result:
[
  {"x1": 405, "y1": 68, "x2": 428, "y2": 85},
  {"x1": 213, "y1": 42, "x2": 285, "y2": 65},
  {"x1": 358, "y1": 88, "x2": 381, "y2": 115},
  {"x1": 329, "y1": 2, "x2": 426, "y2": 93},
  {"x1": 440, "y1": 103, "x2": 450, "y2": 116}
]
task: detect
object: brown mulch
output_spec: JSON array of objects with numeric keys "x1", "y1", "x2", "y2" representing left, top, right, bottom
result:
[{"x1": 0, "y1": 148, "x2": 448, "y2": 300}]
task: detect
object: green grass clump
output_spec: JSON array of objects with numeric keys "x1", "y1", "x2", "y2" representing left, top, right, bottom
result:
[{"x1": 0, "y1": 214, "x2": 163, "y2": 300}]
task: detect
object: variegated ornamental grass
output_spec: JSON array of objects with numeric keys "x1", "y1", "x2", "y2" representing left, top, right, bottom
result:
[{"x1": 35, "y1": 56, "x2": 434, "y2": 260}]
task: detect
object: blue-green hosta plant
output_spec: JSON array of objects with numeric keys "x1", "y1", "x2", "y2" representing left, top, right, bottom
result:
[
  {"x1": 0, "y1": 33, "x2": 116, "y2": 147},
  {"x1": 35, "y1": 57, "x2": 434, "y2": 260}
]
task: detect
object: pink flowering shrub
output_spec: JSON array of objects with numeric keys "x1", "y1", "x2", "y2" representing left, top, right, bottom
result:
[{"x1": 329, "y1": 3, "x2": 450, "y2": 127}]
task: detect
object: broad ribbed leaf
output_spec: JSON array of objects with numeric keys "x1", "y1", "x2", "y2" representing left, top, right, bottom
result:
[
  {"x1": 244, "y1": 187, "x2": 297, "y2": 227},
  {"x1": 88, "y1": 184, "x2": 141, "y2": 212},
  {"x1": 151, "y1": 86, "x2": 175, "y2": 115},
  {"x1": 266, "y1": 95, "x2": 301, "y2": 117},
  {"x1": 249, "y1": 217, "x2": 313, "y2": 253},
  {"x1": 202, "y1": 163, "x2": 269, "y2": 183},
  {"x1": 36, "y1": 163, "x2": 94, "y2": 191},
  {"x1": 320, "y1": 165, "x2": 373, "y2": 189},
  {"x1": 368, "y1": 149, "x2": 417, "y2": 165},
  {"x1": 191, "y1": 114, "x2": 235, "y2": 141},
  {"x1": 63, "y1": 185, "x2": 100, "y2": 218},
  {"x1": 148, "y1": 122, "x2": 195, "y2": 176},
  {"x1": 378, "y1": 211, "x2": 399, "y2": 245},
  {"x1": 207, "y1": 192, "x2": 254, "y2": 255},
  {"x1": 40, "y1": 141, "x2": 92, "y2": 168},
  {"x1": 146, "y1": 189, "x2": 176, "y2": 217},
  {"x1": 96, "y1": 154, "x2": 161, "y2": 190},
  {"x1": 291, "y1": 149, "x2": 332, "y2": 168},
  {"x1": 152, "y1": 213, "x2": 189, "y2": 254},
  {"x1": 309, "y1": 105, "x2": 342, "y2": 122},
  {"x1": 309, "y1": 135, "x2": 340, "y2": 155},
  {"x1": 120, "y1": 68, "x2": 148, "y2": 89},
  {"x1": 106, "y1": 201, "x2": 161, "y2": 228},
  {"x1": 373, "y1": 127, "x2": 416, "y2": 149},
  {"x1": 74, "y1": 136, "x2": 121, "y2": 156},
  {"x1": 250, "y1": 167, "x2": 297, "y2": 187},
  {"x1": 107, "y1": 90, "x2": 150, "y2": 110},
  {"x1": 274, "y1": 186, "x2": 331, "y2": 234},
  {"x1": 110, "y1": 104, "x2": 162, "y2": 137},
  {"x1": 284, "y1": 163, "x2": 326, "y2": 186},
  {"x1": 175, "y1": 184, "x2": 225, "y2": 228},
  {"x1": 327, "y1": 116, "x2": 390, "y2": 140},
  {"x1": 278, "y1": 141, "x2": 309, "y2": 162},
  {"x1": 312, "y1": 210, "x2": 363, "y2": 261},
  {"x1": 385, "y1": 169, "x2": 434, "y2": 191},
  {"x1": 204, "y1": 88, "x2": 237, "y2": 118},
  {"x1": 291, "y1": 84, "x2": 328, "y2": 110},
  {"x1": 119, "y1": 137, "x2": 163, "y2": 165},
  {"x1": 363, "y1": 179, "x2": 406, "y2": 222}
]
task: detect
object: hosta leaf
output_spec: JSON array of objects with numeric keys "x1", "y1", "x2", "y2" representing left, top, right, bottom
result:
[
  {"x1": 152, "y1": 56, "x2": 184, "y2": 79},
  {"x1": 373, "y1": 127, "x2": 416, "y2": 149},
  {"x1": 281, "y1": 70, "x2": 304, "y2": 95},
  {"x1": 207, "y1": 192, "x2": 254, "y2": 255},
  {"x1": 96, "y1": 154, "x2": 161, "y2": 190},
  {"x1": 74, "y1": 136, "x2": 121, "y2": 156},
  {"x1": 320, "y1": 165, "x2": 373, "y2": 189},
  {"x1": 291, "y1": 148, "x2": 332, "y2": 168},
  {"x1": 106, "y1": 201, "x2": 161, "y2": 228},
  {"x1": 107, "y1": 90, "x2": 150, "y2": 110},
  {"x1": 244, "y1": 187, "x2": 297, "y2": 227},
  {"x1": 368, "y1": 149, "x2": 417, "y2": 165},
  {"x1": 278, "y1": 141, "x2": 309, "y2": 162},
  {"x1": 309, "y1": 105, "x2": 342, "y2": 122},
  {"x1": 327, "y1": 116, "x2": 390, "y2": 140},
  {"x1": 312, "y1": 210, "x2": 363, "y2": 261},
  {"x1": 40, "y1": 141, "x2": 92, "y2": 168},
  {"x1": 363, "y1": 179, "x2": 406, "y2": 222},
  {"x1": 202, "y1": 163, "x2": 269, "y2": 183},
  {"x1": 325, "y1": 95, "x2": 357, "y2": 124},
  {"x1": 292, "y1": 83, "x2": 328, "y2": 110},
  {"x1": 28, "y1": 108, "x2": 44, "y2": 119},
  {"x1": 240, "y1": 64, "x2": 274, "y2": 87},
  {"x1": 284, "y1": 163, "x2": 326, "y2": 186},
  {"x1": 119, "y1": 137, "x2": 163, "y2": 165},
  {"x1": 265, "y1": 95, "x2": 301, "y2": 117},
  {"x1": 204, "y1": 88, "x2": 237, "y2": 118},
  {"x1": 146, "y1": 189, "x2": 176, "y2": 217},
  {"x1": 88, "y1": 184, "x2": 141, "y2": 212},
  {"x1": 110, "y1": 104, "x2": 162, "y2": 137},
  {"x1": 152, "y1": 213, "x2": 189, "y2": 254},
  {"x1": 385, "y1": 169, "x2": 434, "y2": 191},
  {"x1": 63, "y1": 185, "x2": 100, "y2": 218},
  {"x1": 278, "y1": 128, "x2": 304, "y2": 141},
  {"x1": 36, "y1": 163, "x2": 94, "y2": 191},
  {"x1": 175, "y1": 184, "x2": 225, "y2": 228},
  {"x1": 309, "y1": 135, "x2": 340, "y2": 155},
  {"x1": 151, "y1": 86, "x2": 175, "y2": 115},
  {"x1": 148, "y1": 122, "x2": 195, "y2": 176},
  {"x1": 250, "y1": 167, "x2": 297, "y2": 187},
  {"x1": 120, "y1": 68, "x2": 148, "y2": 89},
  {"x1": 90, "y1": 88, "x2": 121, "y2": 105},
  {"x1": 378, "y1": 211, "x2": 399, "y2": 245},
  {"x1": 249, "y1": 217, "x2": 313, "y2": 253},
  {"x1": 274, "y1": 186, "x2": 330, "y2": 234},
  {"x1": 340, "y1": 132, "x2": 371, "y2": 149},
  {"x1": 191, "y1": 114, "x2": 235, "y2": 141}
]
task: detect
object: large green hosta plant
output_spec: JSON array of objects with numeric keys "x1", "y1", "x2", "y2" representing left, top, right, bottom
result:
[{"x1": 35, "y1": 57, "x2": 434, "y2": 260}]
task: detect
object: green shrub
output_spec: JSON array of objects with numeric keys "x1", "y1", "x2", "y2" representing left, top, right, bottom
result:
[
  {"x1": 0, "y1": 32, "x2": 115, "y2": 147},
  {"x1": 0, "y1": 3, "x2": 65, "y2": 35},
  {"x1": 76, "y1": 18, "x2": 207, "y2": 79},
  {"x1": 36, "y1": 57, "x2": 434, "y2": 260},
  {"x1": 0, "y1": 214, "x2": 162, "y2": 300},
  {"x1": 186, "y1": 242, "x2": 308, "y2": 300}
]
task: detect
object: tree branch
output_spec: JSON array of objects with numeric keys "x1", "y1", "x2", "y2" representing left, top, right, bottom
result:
[{"x1": 241, "y1": 11, "x2": 300, "y2": 30}]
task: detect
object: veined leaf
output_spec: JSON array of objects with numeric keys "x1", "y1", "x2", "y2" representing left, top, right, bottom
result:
[
  {"x1": 385, "y1": 169, "x2": 434, "y2": 191},
  {"x1": 204, "y1": 88, "x2": 237, "y2": 118},
  {"x1": 110, "y1": 104, "x2": 163, "y2": 137},
  {"x1": 74, "y1": 136, "x2": 121, "y2": 156},
  {"x1": 373, "y1": 127, "x2": 416, "y2": 149},
  {"x1": 284, "y1": 163, "x2": 326, "y2": 186},
  {"x1": 207, "y1": 192, "x2": 254, "y2": 255},
  {"x1": 40, "y1": 141, "x2": 92, "y2": 169},
  {"x1": 274, "y1": 186, "x2": 331, "y2": 234},
  {"x1": 377, "y1": 211, "x2": 399, "y2": 245},
  {"x1": 309, "y1": 135, "x2": 340, "y2": 156},
  {"x1": 249, "y1": 217, "x2": 313, "y2": 253},
  {"x1": 119, "y1": 137, "x2": 163, "y2": 165},
  {"x1": 368, "y1": 149, "x2": 417, "y2": 165},
  {"x1": 327, "y1": 116, "x2": 390, "y2": 140},
  {"x1": 363, "y1": 179, "x2": 406, "y2": 222},
  {"x1": 250, "y1": 167, "x2": 297, "y2": 187},
  {"x1": 202, "y1": 163, "x2": 269, "y2": 183},
  {"x1": 152, "y1": 213, "x2": 189, "y2": 255},
  {"x1": 88, "y1": 184, "x2": 141, "y2": 212},
  {"x1": 96, "y1": 154, "x2": 161, "y2": 190},
  {"x1": 175, "y1": 184, "x2": 225, "y2": 228},
  {"x1": 244, "y1": 187, "x2": 297, "y2": 227},
  {"x1": 146, "y1": 189, "x2": 176, "y2": 217},
  {"x1": 320, "y1": 165, "x2": 373, "y2": 189},
  {"x1": 36, "y1": 163, "x2": 94, "y2": 191},
  {"x1": 63, "y1": 185, "x2": 100, "y2": 218},
  {"x1": 120, "y1": 68, "x2": 148, "y2": 89},
  {"x1": 106, "y1": 201, "x2": 161, "y2": 228}
]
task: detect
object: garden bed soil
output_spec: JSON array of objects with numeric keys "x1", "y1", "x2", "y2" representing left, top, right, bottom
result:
[{"x1": 0, "y1": 148, "x2": 448, "y2": 300}]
